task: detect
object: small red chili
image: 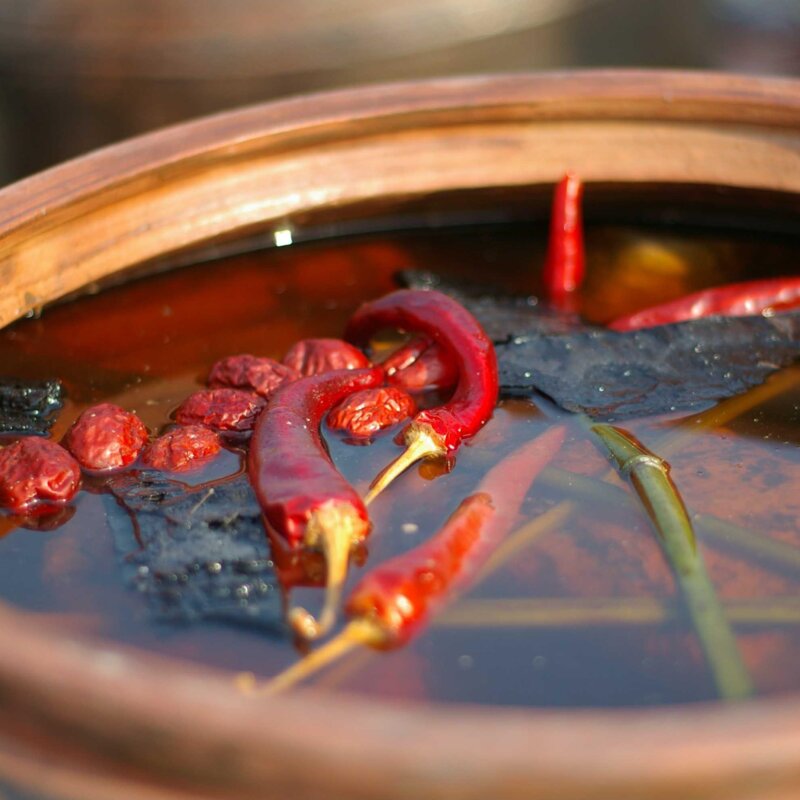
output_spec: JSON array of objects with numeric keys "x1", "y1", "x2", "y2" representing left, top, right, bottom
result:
[
  {"x1": 345, "y1": 289, "x2": 498, "y2": 502},
  {"x1": 0, "y1": 437, "x2": 81, "y2": 512},
  {"x1": 64, "y1": 403, "x2": 148, "y2": 471},
  {"x1": 175, "y1": 388, "x2": 266, "y2": 433},
  {"x1": 328, "y1": 386, "x2": 416, "y2": 439},
  {"x1": 265, "y1": 426, "x2": 565, "y2": 691},
  {"x1": 248, "y1": 366, "x2": 384, "y2": 639},
  {"x1": 207, "y1": 354, "x2": 298, "y2": 399},
  {"x1": 282, "y1": 338, "x2": 369, "y2": 377},
  {"x1": 380, "y1": 336, "x2": 458, "y2": 393},
  {"x1": 542, "y1": 173, "x2": 585, "y2": 311},
  {"x1": 609, "y1": 276, "x2": 800, "y2": 331},
  {"x1": 141, "y1": 425, "x2": 222, "y2": 472}
]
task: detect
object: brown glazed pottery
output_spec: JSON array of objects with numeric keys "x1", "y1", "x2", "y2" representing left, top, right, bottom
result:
[{"x1": 0, "y1": 71, "x2": 799, "y2": 800}]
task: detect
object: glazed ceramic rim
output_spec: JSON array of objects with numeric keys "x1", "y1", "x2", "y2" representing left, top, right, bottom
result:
[{"x1": 0, "y1": 71, "x2": 799, "y2": 800}]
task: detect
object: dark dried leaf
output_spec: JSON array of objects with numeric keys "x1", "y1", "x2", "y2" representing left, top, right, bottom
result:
[
  {"x1": 397, "y1": 271, "x2": 800, "y2": 420},
  {"x1": 106, "y1": 472, "x2": 284, "y2": 633},
  {"x1": 398, "y1": 270, "x2": 589, "y2": 338},
  {"x1": 0, "y1": 377, "x2": 63, "y2": 435}
]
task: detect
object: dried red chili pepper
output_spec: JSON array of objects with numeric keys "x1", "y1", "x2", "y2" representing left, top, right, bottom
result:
[
  {"x1": 380, "y1": 336, "x2": 458, "y2": 393},
  {"x1": 175, "y1": 388, "x2": 266, "y2": 433},
  {"x1": 345, "y1": 289, "x2": 498, "y2": 503},
  {"x1": 328, "y1": 386, "x2": 416, "y2": 439},
  {"x1": 0, "y1": 437, "x2": 81, "y2": 512},
  {"x1": 609, "y1": 276, "x2": 800, "y2": 331},
  {"x1": 282, "y1": 338, "x2": 369, "y2": 377},
  {"x1": 248, "y1": 366, "x2": 384, "y2": 639},
  {"x1": 141, "y1": 425, "x2": 222, "y2": 472},
  {"x1": 542, "y1": 173, "x2": 585, "y2": 311},
  {"x1": 64, "y1": 403, "x2": 148, "y2": 471},
  {"x1": 264, "y1": 425, "x2": 565, "y2": 691},
  {"x1": 207, "y1": 354, "x2": 298, "y2": 399}
]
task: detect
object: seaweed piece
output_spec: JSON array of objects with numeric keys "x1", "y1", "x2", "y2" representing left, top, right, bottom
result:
[
  {"x1": 397, "y1": 271, "x2": 800, "y2": 420},
  {"x1": 0, "y1": 377, "x2": 63, "y2": 435},
  {"x1": 106, "y1": 472, "x2": 285, "y2": 633},
  {"x1": 397, "y1": 270, "x2": 590, "y2": 338},
  {"x1": 498, "y1": 314, "x2": 800, "y2": 420}
]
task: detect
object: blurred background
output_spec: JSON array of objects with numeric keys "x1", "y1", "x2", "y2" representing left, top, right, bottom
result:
[{"x1": 0, "y1": 0, "x2": 798, "y2": 186}]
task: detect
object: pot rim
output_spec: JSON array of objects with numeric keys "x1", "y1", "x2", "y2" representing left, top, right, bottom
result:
[{"x1": 0, "y1": 70, "x2": 799, "y2": 799}]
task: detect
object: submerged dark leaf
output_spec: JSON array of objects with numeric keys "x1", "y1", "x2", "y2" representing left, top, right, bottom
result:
[
  {"x1": 500, "y1": 313, "x2": 800, "y2": 419},
  {"x1": 397, "y1": 271, "x2": 800, "y2": 420},
  {"x1": 106, "y1": 472, "x2": 284, "y2": 634},
  {"x1": 0, "y1": 377, "x2": 63, "y2": 435},
  {"x1": 398, "y1": 270, "x2": 589, "y2": 337}
]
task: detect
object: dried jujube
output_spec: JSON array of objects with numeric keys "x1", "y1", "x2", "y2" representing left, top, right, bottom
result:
[
  {"x1": 176, "y1": 388, "x2": 266, "y2": 433},
  {"x1": 282, "y1": 338, "x2": 369, "y2": 377},
  {"x1": 142, "y1": 425, "x2": 222, "y2": 472},
  {"x1": 328, "y1": 387, "x2": 416, "y2": 438},
  {"x1": 0, "y1": 437, "x2": 81, "y2": 512},
  {"x1": 64, "y1": 403, "x2": 148, "y2": 471},
  {"x1": 207, "y1": 354, "x2": 298, "y2": 399}
]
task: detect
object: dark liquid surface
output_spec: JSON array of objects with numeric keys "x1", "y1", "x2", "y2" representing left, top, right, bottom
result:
[{"x1": 0, "y1": 222, "x2": 799, "y2": 708}]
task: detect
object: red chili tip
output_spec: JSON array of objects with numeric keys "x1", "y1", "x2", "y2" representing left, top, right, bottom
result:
[{"x1": 542, "y1": 173, "x2": 585, "y2": 309}]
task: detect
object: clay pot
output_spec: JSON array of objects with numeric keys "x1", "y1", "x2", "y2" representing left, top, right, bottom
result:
[{"x1": 0, "y1": 72, "x2": 799, "y2": 799}]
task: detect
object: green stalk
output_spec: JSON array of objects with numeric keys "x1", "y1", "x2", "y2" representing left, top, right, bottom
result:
[{"x1": 587, "y1": 422, "x2": 753, "y2": 702}]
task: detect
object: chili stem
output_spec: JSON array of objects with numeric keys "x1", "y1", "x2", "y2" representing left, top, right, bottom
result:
[
  {"x1": 587, "y1": 422, "x2": 753, "y2": 701},
  {"x1": 363, "y1": 423, "x2": 444, "y2": 505},
  {"x1": 436, "y1": 596, "x2": 800, "y2": 628},
  {"x1": 257, "y1": 619, "x2": 383, "y2": 694},
  {"x1": 288, "y1": 503, "x2": 363, "y2": 640}
]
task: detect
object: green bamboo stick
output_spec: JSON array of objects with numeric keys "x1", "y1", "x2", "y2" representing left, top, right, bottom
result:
[{"x1": 587, "y1": 422, "x2": 753, "y2": 702}]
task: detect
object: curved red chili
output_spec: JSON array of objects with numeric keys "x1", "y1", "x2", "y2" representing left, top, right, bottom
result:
[
  {"x1": 381, "y1": 336, "x2": 458, "y2": 393},
  {"x1": 542, "y1": 173, "x2": 585, "y2": 310},
  {"x1": 345, "y1": 289, "x2": 498, "y2": 502},
  {"x1": 264, "y1": 425, "x2": 565, "y2": 691},
  {"x1": 609, "y1": 276, "x2": 800, "y2": 331},
  {"x1": 248, "y1": 366, "x2": 384, "y2": 638}
]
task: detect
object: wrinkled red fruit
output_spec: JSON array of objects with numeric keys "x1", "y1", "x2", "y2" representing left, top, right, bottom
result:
[
  {"x1": 0, "y1": 437, "x2": 81, "y2": 512},
  {"x1": 142, "y1": 425, "x2": 222, "y2": 472},
  {"x1": 328, "y1": 387, "x2": 417, "y2": 438},
  {"x1": 175, "y1": 388, "x2": 266, "y2": 432},
  {"x1": 381, "y1": 337, "x2": 458, "y2": 393},
  {"x1": 64, "y1": 403, "x2": 148, "y2": 471},
  {"x1": 282, "y1": 338, "x2": 369, "y2": 377},
  {"x1": 207, "y1": 354, "x2": 298, "y2": 399}
]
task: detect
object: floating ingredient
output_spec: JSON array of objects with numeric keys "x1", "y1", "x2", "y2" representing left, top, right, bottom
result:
[
  {"x1": 498, "y1": 313, "x2": 800, "y2": 420},
  {"x1": 346, "y1": 289, "x2": 498, "y2": 502},
  {"x1": 0, "y1": 377, "x2": 63, "y2": 436},
  {"x1": 107, "y1": 472, "x2": 283, "y2": 632}
]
